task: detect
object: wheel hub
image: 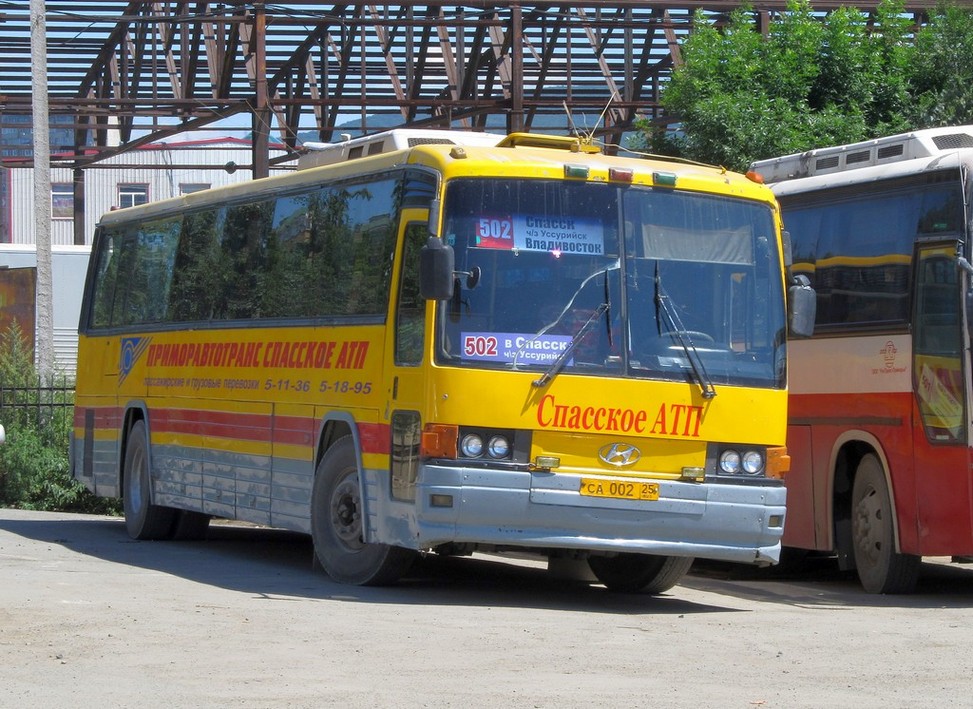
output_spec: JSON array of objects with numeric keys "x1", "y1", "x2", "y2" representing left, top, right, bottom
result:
[
  {"x1": 330, "y1": 475, "x2": 364, "y2": 549},
  {"x1": 854, "y1": 487, "x2": 883, "y2": 564}
]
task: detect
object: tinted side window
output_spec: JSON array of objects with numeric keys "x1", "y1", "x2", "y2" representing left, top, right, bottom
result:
[
  {"x1": 781, "y1": 174, "x2": 963, "y2": 330},
  {"x1": 300, "y1": 178, "x2": 399, "y2": 318},
  {"x1": 88, "y1": 227, "x2": 124, "y2": 329},
  {"x1": 130, "y1": 217, "x2": 181, "y2": 324},
  {"x1": 217, "y1": 200, "x2": 275, "y2": 320},
  {"x1": 169, "y1": 208, "x2": 223, "y2": 322}
]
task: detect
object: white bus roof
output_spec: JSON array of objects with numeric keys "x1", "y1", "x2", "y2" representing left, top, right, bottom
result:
[
  {"x1": 750, "y1": 125, "x2": 973, "y2": 185},
  {"x1": 298, "y1": 129, "x2": 505, "y2": 169}
]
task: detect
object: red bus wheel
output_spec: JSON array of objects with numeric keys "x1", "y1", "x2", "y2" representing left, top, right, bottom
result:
[{"x1": 851, "y1": 454, "x2": 920, "y2": 594}]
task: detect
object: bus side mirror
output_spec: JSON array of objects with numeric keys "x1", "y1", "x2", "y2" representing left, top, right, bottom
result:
[
  {"x1": 419, "y1": 237, "x2": 455, "y2": 300},
  {"x1": 788, "y1": 274, "x2": 816, "y2": 338}
]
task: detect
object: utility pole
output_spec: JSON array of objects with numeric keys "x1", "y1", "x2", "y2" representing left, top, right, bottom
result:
[{"x1": 30, "y1": 0, "x2": 54, "y2": 382}]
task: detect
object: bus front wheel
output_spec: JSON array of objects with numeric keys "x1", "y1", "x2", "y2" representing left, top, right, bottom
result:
[
  {"x1": 311, "y1": 436, "x2": 416, "y2": 585},
  {"x1": 851, "y1": 454, "x2": 920, "y2": 594},
  {"x1": 587, "y1": 553, "x2": 694, "y2": 594},
  {"x1": 122, "y1": 420, "x2": 176, "y2": 540}
]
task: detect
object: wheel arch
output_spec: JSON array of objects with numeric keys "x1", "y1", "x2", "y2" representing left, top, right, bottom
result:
[
  {"x1": 315, "y1": 412, "x2": 360, "y2": 472},
  {"x1": 829, "y1": 430, "x2": 901, "y2": 567}
]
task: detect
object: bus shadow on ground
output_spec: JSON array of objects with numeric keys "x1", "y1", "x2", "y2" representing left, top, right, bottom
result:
[
  {"x1": 7, "y1": 512, "x2": 973, "y2": 611},
  {"x1": 686, "y1": 554, "x2": 973, "y2": 608},
  {"x1": 0, "y1": 513, "x2": 731, "y2": 616}
]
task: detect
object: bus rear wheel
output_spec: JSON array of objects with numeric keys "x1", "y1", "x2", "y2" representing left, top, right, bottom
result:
[
  {"x1": 587, "y1": 553, "x2": 694, "y2": 594},
  {"x1": 311, "y1": 436, "x2": 416, "y2": 585},
  {"x1": 123, "y1": 420, "x2": 176, "y2": 540},
  {"x1": 851, "y1": 454, "x2": 920, "y2": 594}
]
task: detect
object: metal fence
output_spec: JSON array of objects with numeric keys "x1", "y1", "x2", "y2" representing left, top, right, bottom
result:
[{"x1": 0, "y1": 376, "x2": 75, "y2": 427}]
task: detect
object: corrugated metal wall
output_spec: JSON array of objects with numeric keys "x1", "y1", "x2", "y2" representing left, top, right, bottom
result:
[
  {"x1": 2, "y1": 139, "x2": 292, "y2": 375},
  {"x1": 7, "y1": 139, "x2": 291, "y2": 246}
]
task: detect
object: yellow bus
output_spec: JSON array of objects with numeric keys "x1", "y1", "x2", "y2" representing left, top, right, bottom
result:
[{"x1": 71, "y1": 129, "x2": 811, "y2": 593}]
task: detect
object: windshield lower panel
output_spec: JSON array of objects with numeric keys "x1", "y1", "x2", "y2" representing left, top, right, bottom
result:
[{"x1": 435, "y1": 178, "x2": 786, "y2": 389}]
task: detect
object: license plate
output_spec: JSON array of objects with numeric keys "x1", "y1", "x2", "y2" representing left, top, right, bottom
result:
[{"x1": 579, "y1": 478, "x2": 659, "y2": 501}]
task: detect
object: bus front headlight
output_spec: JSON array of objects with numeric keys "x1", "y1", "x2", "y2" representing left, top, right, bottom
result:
[
  {"x1": 719, "y1": 450, "x2": 741, "y2": 474},
  {"x1": 742, "y1": 450, "x2": 765, "y2": 475},
  {"x1": 460, "y1": 433, "x2": 484, "y2": 458}
]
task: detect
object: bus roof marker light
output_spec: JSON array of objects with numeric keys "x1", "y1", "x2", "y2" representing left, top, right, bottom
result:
[
  {"x1": 450, "y1": 147, "x2": 468, "y2": 159},
  {"x1": 653, "y1": 171, "x2": 677, "y2": 187},
  {"x1": 609, "y1": 167, "x2": 634, "y2": 183},
  {"x1": 564, "y1": 164, "x2": 589, "y2": 179}
]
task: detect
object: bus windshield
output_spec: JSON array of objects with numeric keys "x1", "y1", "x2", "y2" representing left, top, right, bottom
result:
[{"x1": 437, "y1": 178, "x2": 786, "y2": 390}]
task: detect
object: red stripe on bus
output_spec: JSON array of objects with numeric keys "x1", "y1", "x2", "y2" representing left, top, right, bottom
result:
[
  {"x1": 77, "y1": 405, "x2": 375, "y2": 453},
  {"x1": 357, "y1": 422, "x2": 390, "y2": 455},
  {"x1": 73, "y1": 406, "x2": 123, "y2": 429}
]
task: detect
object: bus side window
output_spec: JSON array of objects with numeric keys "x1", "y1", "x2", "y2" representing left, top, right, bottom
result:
[
  {"x1": 169, "y1": 208, "x2": 221, "y2": 321},
  {"x1": 89, "y1": 229, "x2": 122, "y2": 329},
  {"x1": 218, "y1": 201, "x2": 273, "y2": 320},
  {"x1": 395, "y1": 222, "x2": 427, "y2": 364}
]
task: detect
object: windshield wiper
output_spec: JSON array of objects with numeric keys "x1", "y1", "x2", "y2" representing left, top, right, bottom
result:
[
  {"x1": 654, "y1": 262, "x2": 716, "y2": 399},
  {"x1": 512, "y1": 261, "x2": 618, "y2": 371},
  {"x1": 531, "y1": 302, "x2": 609, "y2": 388}
]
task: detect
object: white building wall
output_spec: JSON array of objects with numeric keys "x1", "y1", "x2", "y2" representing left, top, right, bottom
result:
[
  {"x1": 1, "y1": 137, "x2": 294, "y2": 374},
  {"x1": 8, "y1": 137, "x2": 293, "y2": 246}
]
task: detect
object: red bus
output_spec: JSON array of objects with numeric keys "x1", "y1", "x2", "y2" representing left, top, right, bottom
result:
[{"x1": 752, "y1": 126, "x2": 973, "y2": 593}]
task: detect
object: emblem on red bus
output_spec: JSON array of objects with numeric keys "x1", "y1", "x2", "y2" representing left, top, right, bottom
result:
[{"x1": 598, "y1": 443, "x2": 641, "y2": 467}]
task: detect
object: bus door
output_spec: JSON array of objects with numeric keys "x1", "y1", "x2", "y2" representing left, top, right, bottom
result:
[
  {"x1": 384, "y1": 218, "x2": 430, "y2": 508},
  {"x1": 912, "y1": 241, "x2": 973, "y2": 551}
]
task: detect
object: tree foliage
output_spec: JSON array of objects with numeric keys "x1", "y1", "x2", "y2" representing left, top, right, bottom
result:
[
  {"x1": 636, "y1": 0, "x2": 973, "y2": 171},
  {"x1": 0, "y1": 323, "x2": 119, "y2": 514}
]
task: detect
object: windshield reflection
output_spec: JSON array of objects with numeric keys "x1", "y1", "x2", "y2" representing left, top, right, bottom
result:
[{"x1": 436, "y1": 178, "x2": 786, "y2": 389}]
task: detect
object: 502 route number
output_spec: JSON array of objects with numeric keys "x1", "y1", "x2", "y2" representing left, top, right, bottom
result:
[{"x1": 464, "y1": 335, "x2": 498, "y2": 357}]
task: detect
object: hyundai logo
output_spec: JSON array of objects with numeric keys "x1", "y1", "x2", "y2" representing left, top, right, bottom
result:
[{"x1": 598, "y1": 443, "x2": 641, "y2": 467}]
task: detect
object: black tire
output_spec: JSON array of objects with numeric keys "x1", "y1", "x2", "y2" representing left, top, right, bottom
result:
[
  {"x1": 587, "y1": 553, "x2": 694, "y2": 594},
  {"x1": 310, "y1": 436, "x2": 416, "y2": 585},
  {"x1": 122, "y1": 420, "x2": 176, "y2": 540},
  {"x1": 851, "y1": 454, "x2": 920, "y2": 594},
  {"x1": 170, "y1": 510, "x2": 211, "y2": 541}
]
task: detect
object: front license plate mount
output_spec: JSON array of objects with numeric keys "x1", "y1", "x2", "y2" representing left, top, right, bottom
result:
[{"x1": 579, "y1": 478, "x2": 660, "y2": 501}]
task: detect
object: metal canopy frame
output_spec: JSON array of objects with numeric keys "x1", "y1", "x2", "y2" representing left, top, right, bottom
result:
[{"x1": 0, "y1": 1, "x2": 944, "y2": 175}]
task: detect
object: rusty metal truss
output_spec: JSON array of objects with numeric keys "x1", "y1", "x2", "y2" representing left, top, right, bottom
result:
[{"x1": 0, "y1": 1, "x2": 950, "y2": 174}]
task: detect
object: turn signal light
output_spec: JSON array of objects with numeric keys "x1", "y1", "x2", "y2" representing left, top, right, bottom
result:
[{"x1": 421, "y1": 424, "x2": 457, "y2": 458}]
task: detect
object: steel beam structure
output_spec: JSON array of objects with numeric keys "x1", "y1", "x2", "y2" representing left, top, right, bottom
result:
[{"x1": 0, "y1": 1, "x2": 956, "y2": 173}]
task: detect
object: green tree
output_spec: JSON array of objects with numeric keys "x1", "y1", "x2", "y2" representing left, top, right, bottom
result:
[
  {"x1": 911, "y1": 5, "x2": 973, "y2": 127},
  {"x1": 0, "y1": 323, "x2": 118, "y2": 514},
  {"x1": 637, "y1": 0, "x2": 916, "y2": 171}
]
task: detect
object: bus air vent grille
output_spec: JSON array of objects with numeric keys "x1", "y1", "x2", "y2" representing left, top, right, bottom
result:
[
  {"x1": 407, "y1": 138, "x2": 458, "y2": 147},
  {"x1": 877, "y1": 144, "x2": 904, "y2": 159},
  {"x1": 845, "y1": 150, "x2": 871, "y2": 165},
  {"x1": 932, "y1": 133, "x2": 973, "y2": 150}
]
